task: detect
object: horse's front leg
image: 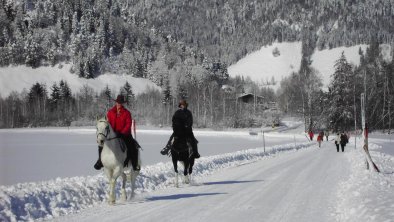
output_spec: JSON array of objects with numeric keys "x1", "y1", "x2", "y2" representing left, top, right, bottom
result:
[
  {"x1": 189, "y1": 158, "x2": 195, "y2": 175},
  {"x1": 104, "y1": 168, "x2": 116, "y2": 204},
  {"x1": 172, "y1": 156, "x2": 179, "y2": 187},
  {"x1": 128, "y1": 170, "x2": 139, "y2": 199},
  {"x1": 108, "y1": 178, "x2": 116, "y2": 204},
  {"x1": 183, "y1": 160, "x2": 190, "y2": 184},
  {"x1": 120, "y1": 172, "x2": 127, "y2": 202}
]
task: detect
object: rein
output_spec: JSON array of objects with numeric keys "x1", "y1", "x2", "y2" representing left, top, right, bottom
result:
[{"x1": 97, "y1": 120, "x2": 119, "y2": 141}]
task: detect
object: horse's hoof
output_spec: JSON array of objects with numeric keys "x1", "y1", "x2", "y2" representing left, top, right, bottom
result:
[
  {"x1": 108, "y1": 200, "x2": 115, "y2": 205},
  {"x1": 184, "y1": 177, "x2": 190, "y2": 184},
  {"x1": 121, "y1": 190, "x2": 127, "y2": 201}
]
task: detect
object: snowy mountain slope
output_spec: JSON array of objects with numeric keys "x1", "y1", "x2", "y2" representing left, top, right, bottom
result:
[
  {"x1": 228, "y1": 42, "x2": 392, "y2": 90},
  {"x1": 227, "y1": 42, "x2": 302, "y2": 90},
  {"x1": 0, "y1": 64, "x2": 160, "y2": 97},
  {"x1": 1, "y1": 43, "x2": 390, "y2": 98}
]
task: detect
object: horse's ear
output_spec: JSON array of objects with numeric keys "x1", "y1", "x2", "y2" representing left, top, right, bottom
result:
[
  {"x1": 105, "y1": 115, "x2": 108, "y2": 121},
  {"x1": 96, "y1": 116, "x2": 99, "y2": 122}
]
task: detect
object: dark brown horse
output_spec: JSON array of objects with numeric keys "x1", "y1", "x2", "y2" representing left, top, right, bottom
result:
[{"x1": 170, "y1": 137, "x2": 195, "y2": 187}]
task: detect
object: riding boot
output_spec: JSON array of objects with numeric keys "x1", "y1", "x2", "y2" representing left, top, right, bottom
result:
[
  {"x1": 161, "y1": 134, "x2": 173, "y2": 155},
  {"x1": 124, "y1": 147, "x2": 131, "y2": 168},
  {"x1": 130, "y1": 147, "x2": 140, "y2": 171},
  {"x1": 94, "y1": 146, "x2": 103, "y2": 170}
]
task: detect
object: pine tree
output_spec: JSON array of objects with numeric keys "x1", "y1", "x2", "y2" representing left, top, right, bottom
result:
[
  {"x1": 24, "y1": 32, "x2": 41, "y2": 68},
  {"x1": 27, "y1": 82, "x2": 48, "y2": 126},
  {"x1": 49, "y1": 82, "x2": 61, "y2": 121},
  {"x1": 162, "y1": 75, "x2": 172, "y2": 125},
  {"x1": 176, "y1": 80, "x2": 188, "y2": 99},
  {"x1": 102, "y1": 84, "x2": 112, "y2": 109},
  {"x1": 162, "y1": 77, "x2": 172, "y2": 105},
  {"x1": 326, "y1": 52, "x2": 354, "y2": 131},
  {"x1": 121, "y1": 81, "x2": 135, "y2": 106}
]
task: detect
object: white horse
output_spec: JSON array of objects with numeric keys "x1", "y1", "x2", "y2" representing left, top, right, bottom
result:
[{"x1": 96, "y1": 117, "x2": 139, "y2": 204}]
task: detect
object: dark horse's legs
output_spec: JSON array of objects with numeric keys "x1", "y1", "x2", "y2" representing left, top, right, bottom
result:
[
  {"x1": 172, "y1": 152, "x2": 190, "y2": 176},
  {"x1": 172, "y1": 154, "x2": 179, "y2": 174},
  {"x1": 183, "y1": 160, "x2": 189, "y2": 176},
  {"x1": 188, "y1": 158, "x2": 195, "y2": 175}
]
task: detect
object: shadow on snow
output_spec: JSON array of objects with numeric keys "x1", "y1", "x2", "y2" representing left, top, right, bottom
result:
[
  {"x1": 146, "y1": 192, "x2": 226, "y2": 201},
  {"x1": 203, "y1": 180, "x2": 263, "y2": 186}
]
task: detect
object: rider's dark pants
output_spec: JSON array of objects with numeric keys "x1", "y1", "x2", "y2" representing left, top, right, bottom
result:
[{"x1": 120, "y1": 134, "x2": 140, "y2": 170}]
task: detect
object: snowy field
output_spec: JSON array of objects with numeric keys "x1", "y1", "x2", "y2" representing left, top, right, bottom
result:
[
  {"x1": 0, "y1": 127, "x2": 306, "y2": 186},
  {"x1": 1, "y1": 125, "x2": 393, "y2": 222}
]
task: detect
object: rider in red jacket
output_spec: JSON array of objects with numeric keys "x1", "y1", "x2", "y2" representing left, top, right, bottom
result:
[
  {"x1": 106, "y1": 102, "x2": 132, "y2": 136},
  {"x1": 94, "y1": 95, "x2": 140, "y2": 171}
]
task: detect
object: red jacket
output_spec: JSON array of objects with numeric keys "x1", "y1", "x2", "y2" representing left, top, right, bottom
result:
[{"x1": 107, "y1": 105, "x2": 132, "y2": 135}]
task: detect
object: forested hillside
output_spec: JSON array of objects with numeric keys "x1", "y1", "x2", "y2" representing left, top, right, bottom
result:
[
  {"x1": 1, "y1": 0, "x2": 394, "y2": 130},
  {"x1": 128, "y1": 0, "x2": 394, "y2": 64},
  {"x1": 1, "y1": 0, "x2": 394, "y2": 78}
]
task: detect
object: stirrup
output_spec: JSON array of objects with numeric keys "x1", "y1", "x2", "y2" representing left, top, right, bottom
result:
[
  {"x1": 134, "y1": 165, "x2": 141, "y2": 171},
  {"x1": 160, "y1": 145, "x2": 170, "y2": 155}
]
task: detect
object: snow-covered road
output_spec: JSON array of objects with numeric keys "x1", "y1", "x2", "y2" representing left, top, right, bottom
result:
[{"x1": 54, "y1": 142, "x2": 348, "y2": 222}]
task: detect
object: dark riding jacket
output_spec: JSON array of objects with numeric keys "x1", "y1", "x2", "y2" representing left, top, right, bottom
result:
[{"x1": 172, "y1": 108, "x2": 193, "y2": 138}]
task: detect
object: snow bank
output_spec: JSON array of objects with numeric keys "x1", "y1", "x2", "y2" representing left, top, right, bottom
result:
[
  {"x1": 0, "y1": 142, "x2": 313, "y2": 222},
  {"x1": 336, "y1": 142, "x2": 394, "y2": 221}
]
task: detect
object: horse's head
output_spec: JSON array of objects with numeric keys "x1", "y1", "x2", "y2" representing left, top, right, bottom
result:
[{"x1": 96, "y1": 116, "x2": 110, "y2": 146}]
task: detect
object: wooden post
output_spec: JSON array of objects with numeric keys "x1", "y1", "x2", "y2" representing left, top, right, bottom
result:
[
  {"x1": 262, "y1": 130, "x2": 266, "y2": 153},
  {"x1": 361, "y1": 93, "x2": 380, "y2": 172}
]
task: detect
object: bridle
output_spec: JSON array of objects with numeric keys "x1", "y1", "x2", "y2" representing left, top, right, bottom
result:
[{"x1": 96, "y1": 120, "x2": 119, "y2": 141}]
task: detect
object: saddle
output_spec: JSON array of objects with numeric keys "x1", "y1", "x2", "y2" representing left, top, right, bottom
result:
[{"x1": 161, "y1": 136, "x2": 194, "y2": 157}]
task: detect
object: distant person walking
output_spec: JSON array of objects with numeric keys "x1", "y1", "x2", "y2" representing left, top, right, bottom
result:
[
  {"x1": 324, "y1": 131, "x2": 329, "y2": 141},
  {"x1": 317, "y1": 133, "x2": 323, "y2": 148},
  {"x1": 340, "y1": 132, "x2": 348, "y2": 152},
  {"x1": 334, "y1": 133, "x2": 341, "y2": 152},
  {"x1": 308, "y1": 130, "x2": 314, "y2": 141}
]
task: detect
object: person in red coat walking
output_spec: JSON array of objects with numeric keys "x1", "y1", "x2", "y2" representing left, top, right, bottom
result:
[
  {"x1": 308, "y1": 130, "x2": 314, "y2": 141},
  {"x1": 317, "y1": 132, "x2": 323, "y2": 148},
  {"x1": 94, "y1": 95, "x2": 140, "y2": 171}
]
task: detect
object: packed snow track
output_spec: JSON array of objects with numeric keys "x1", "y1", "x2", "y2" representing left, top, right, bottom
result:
[{"x1": 55, "y1": 142, "x2": 348, "y2": 222}]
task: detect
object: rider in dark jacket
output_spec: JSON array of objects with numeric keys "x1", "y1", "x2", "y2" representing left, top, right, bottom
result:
[{"x1": 161, "y1": 99, "x2": 200, "y2": 158}]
